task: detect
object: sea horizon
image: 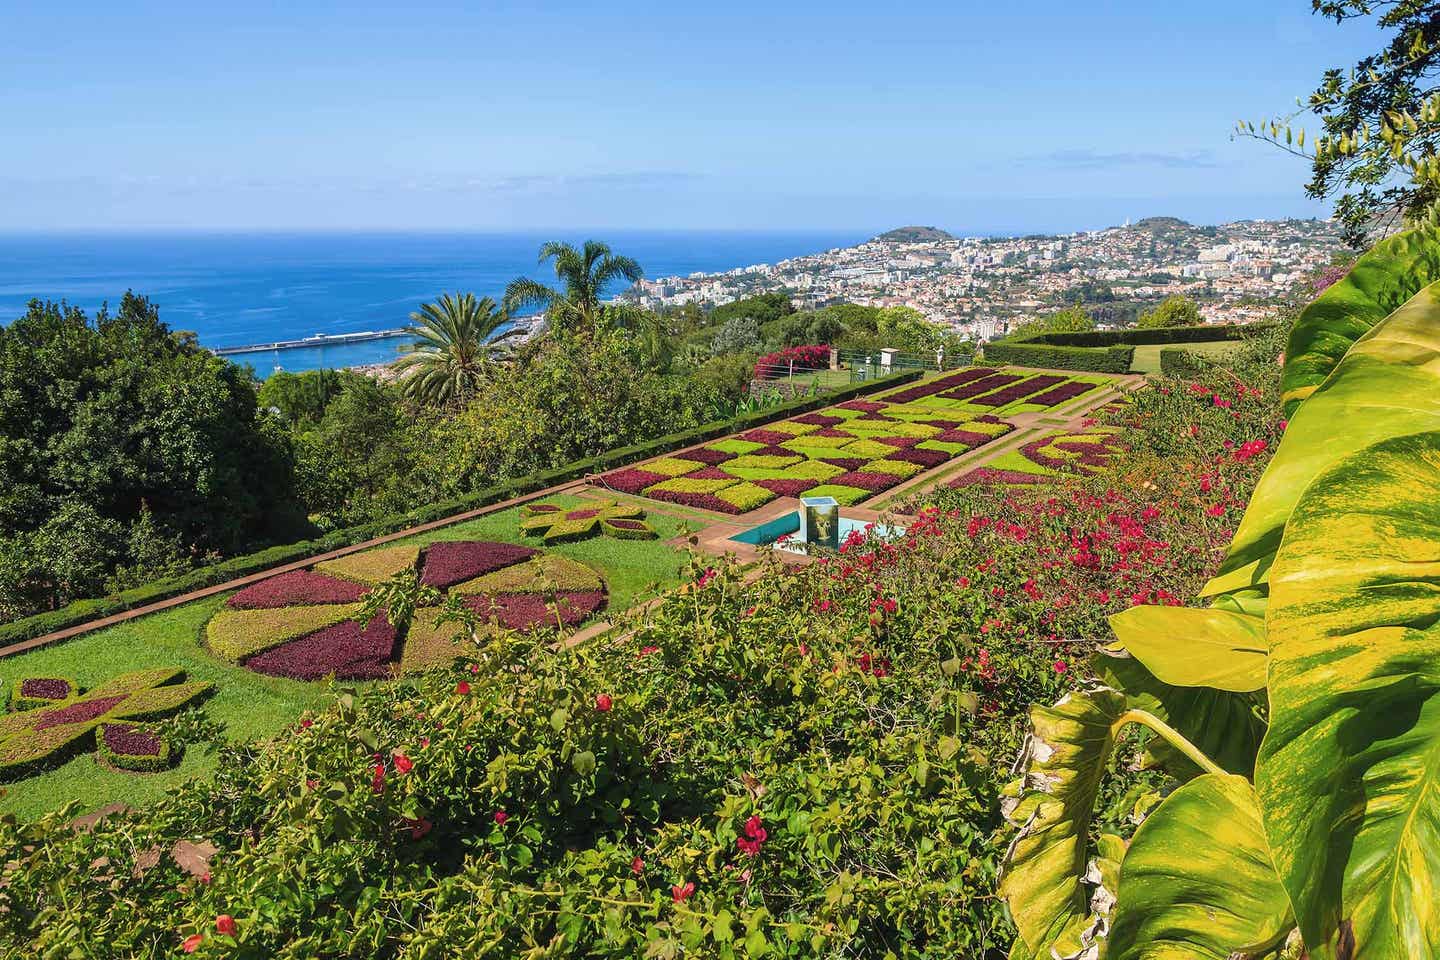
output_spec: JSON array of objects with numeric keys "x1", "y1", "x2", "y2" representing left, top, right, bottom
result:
[{"x1": 0, "y1": 229, "x2": 871, "y2": 372}]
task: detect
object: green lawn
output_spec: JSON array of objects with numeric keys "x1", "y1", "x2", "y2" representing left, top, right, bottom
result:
[
  {"x1": 0, "y1": 494, "x2": 696, "y2": 821},
  {"x1": 1129, "y1": 340, "x2": 1243, "y2": 375}
]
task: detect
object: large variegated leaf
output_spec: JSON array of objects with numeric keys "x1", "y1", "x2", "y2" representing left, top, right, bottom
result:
[
  {"x1": 1108, "y1": 605, "x2": 1266, "y2": 693},
  {"x1": 1108, "y1": 774, "x2": 1293, "y2": 960},
  {"x1": 1097, "y1": 650, "x2": 1264, "y2": 779},
  {"x1": 999, "y1": 687, "x2": 1128, "y2": 958},
  {"x1": 1204, "y1": 279, "x2": 1440, "y2": 598},
  {"x1": 1281, "y1": 222, "x2": 1440, "y2": 415},
  {"x1": 1261, "y1": 430, "x2": 1440, "y2": 958}
]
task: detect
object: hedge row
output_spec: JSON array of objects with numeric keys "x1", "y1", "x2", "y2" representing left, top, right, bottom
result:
[
  {"x1": 1158, "y1": 347, "x2": 1212, "y2": 377},
  {"x1": 981, "y1": 341, "x2": 1135, "y2": 373},
  {"x1": 0, "y1": 370, "x2": 923, "y2": 648},
  {"x1": 1015, "y1": 323, "x2": 1273, "y2": 348}
]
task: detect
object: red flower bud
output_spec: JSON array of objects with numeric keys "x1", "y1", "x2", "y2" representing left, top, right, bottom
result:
[
  {"x1": 631, "y1": 856, "x2": 645, "y2": 875},
  {"x1": 493, "y1": 810, "x2": 508, "y2": 825},
  {"x1": 392, "y1": 753, "x2": 414, "y2": 775},
  {"x1": 181, "y1": 934, "x2": 204, "y2": 953},
  {"x1": 215, "y1": 915, "x2": 237, "y2": 937},
  {"x1": 594, "y1": 694, "x2": 613, "y2": 712},
  {"x1": 456, "y1": 680, "x2": 471, "y2": 695}
]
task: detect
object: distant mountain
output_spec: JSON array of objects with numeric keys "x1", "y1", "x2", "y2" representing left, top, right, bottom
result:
[
  {"x1": 1133, "y1": 216, "x2": 1192, "y2": 233},
  {"x1": 873, "y1": 225, "x2": 955, "y2": 243}
]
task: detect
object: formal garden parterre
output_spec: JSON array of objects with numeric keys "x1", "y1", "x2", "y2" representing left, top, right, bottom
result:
[
  {"x1": 204, "y1": 540, "x2": 609, "y2": 681},
  {"x1": 597, "y1": 366, "x2": 1113, "y2": 512}
]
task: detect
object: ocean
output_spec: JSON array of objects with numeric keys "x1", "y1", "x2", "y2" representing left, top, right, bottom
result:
[{"x1": 0, "y1": 231, "x2": 865, "y2": 373}]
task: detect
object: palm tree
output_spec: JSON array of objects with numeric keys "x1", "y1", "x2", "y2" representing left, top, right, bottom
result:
[
  {"x1": 503, "y1": 240, "x2": 643, "y2": 336},
  {"x1": 394, "y1": 292, "x2": 518, "y2": 407}
]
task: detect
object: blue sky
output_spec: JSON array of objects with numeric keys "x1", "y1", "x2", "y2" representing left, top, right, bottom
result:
[{"x1": 0, "y1": 1, "x2": 1384, "y2": 233}]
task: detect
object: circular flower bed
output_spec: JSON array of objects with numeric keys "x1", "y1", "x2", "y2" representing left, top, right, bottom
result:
[{"x1": 204, "y1": 541, "x2": 608, "y2": 681}]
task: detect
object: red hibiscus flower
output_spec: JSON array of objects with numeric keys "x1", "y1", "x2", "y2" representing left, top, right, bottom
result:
[
  {"x1": 631, "y1": 856, "x2": 645, "y2": 875},
  {"x1": 595, "y1": 693, "x2": 613, "y2": 712},
  {"x1": 215, "y1": 915, "x2": 237, "y2": 937},
  {"x1": 371, "y1": 763, "x2": 386, "y2": 794},
  {"x1": 407, "y1": 817, "x2": 433, "y2": 840},
  {"x1": 456, "y1": 680, "x2": 471, "y2": 695},
  {"x1": 393, "y1": 753, "x2": 414, "y2": 775},
  {"x1": 672, "y1": 881, "x2": 696, "y2": 903},
  {"x1": 494, "y1": 810, "x2": 508, "y2": 825},
  {"x1": 181, "y1": 934, "x2": 204, "y2": 953}
]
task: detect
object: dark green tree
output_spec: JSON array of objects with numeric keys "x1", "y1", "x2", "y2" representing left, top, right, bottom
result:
[
  {"x1": 1244, "y1": 1, "x2": 1440, "y2": 242},
  {"x1": 0, "y1": 293, "x2": 299, "y2": 617},
  {"x1": 1136, "y1": 294, "x2": 1204, "y2": 328}
]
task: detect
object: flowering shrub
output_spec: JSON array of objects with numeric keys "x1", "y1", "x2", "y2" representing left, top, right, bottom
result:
[
  {"x1": 753, "y1": 344, "x2": 830, "y2": 378},
  {"x1": 0, "y1": 668, "x2": 209, "y2": 781}
]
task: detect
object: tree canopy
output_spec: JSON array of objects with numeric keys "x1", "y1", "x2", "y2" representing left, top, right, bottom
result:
[
  {"x1": 1137, "y1": 294, "x2": 1204, "y2": 328},
  {"x1": 1245, "y1": 1, "x2": 1440, "y2": 242}
]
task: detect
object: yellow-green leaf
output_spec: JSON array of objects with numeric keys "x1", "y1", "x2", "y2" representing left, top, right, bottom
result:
[
  {"x1": 1108, "y1": 605, "x2": 1267, "y2": 693},
  {"x1": 1262, "y1": 430, "x2": 1440, "y2": 958},
  {"x1": 1205, "y1": 279, "x2": 1440, "y2": 598},
  {"x1": 1109, "y1": 774, "x2": 1293, "y2": 960}
]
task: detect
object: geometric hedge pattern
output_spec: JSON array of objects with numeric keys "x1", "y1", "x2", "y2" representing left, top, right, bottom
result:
[
  {"x1": 595, "y1": 367, "x2": 1107, "y2": 514},
  {"x1": 951, "y1": 425, "x2": 1126, "y2": 489},
  {"x1": 204, "y1": 540, "x2": 608, "y2": 681},
  {"x1": 0, "y1": 668, "x2": 210, "y2": 781},
  {"x1": 520, "y1": 500, "x2": 658, "y2": 543}
]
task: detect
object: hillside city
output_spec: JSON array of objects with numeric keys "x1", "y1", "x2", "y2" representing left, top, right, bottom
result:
[{"x1": 626, "y1": 217, "x2": 1348, "y2": 340}]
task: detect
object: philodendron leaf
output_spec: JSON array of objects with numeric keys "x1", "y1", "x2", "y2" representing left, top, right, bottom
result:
[
  {"x1": 999, "y1": 687, "x2": 1128, "y2": 958},
  {"x1": 1108, "y1": 774, "x2": 1294, "y2": 960},
  {"x1": 1204, "y1": 279, "x2": 1440, "y2": 599},
  {"x1": 1281, "y1": 222, "x2": 1440, "y2": 416},
  {"x1": 1262, "y1": 430, "x2": 1440, "y2": 958},
  {"x1": 1097, "y1": 650, "x2": 1265, "y2": 780},
  {"x1": 1108, "y1": 604, "x2": 1267, "y2": 693}
]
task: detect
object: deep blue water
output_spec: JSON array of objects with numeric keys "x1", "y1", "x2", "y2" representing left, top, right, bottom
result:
[{"x1": 0, "y1": 231, "x2": 864, "y2": 373}]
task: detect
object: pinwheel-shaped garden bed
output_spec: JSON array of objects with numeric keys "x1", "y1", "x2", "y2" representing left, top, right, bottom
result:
[
  {"x1": 519, "y1": 500, "x2": 658, "y2": 543},
  {"x1": 204, "y1": 540, "x2": 608, "y2": 681},
  {"x1": 0, "y1": 668, "x2": 210, "y2": 780}
]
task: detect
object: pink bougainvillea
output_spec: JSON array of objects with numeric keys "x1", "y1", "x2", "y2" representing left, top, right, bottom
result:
[
  {"x1": 753, "y1": 344, "x2": 829, "y2": 378},
  {"x1": 228, "y1": 570, "x2": 368, "y2": 609}
]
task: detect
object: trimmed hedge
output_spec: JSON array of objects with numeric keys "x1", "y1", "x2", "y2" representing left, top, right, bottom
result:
[
  {"x1": 982, "y1": 340, "x2": 1135, "y2": 373},
  {"x1": 0, "y1": 371, "x2": 923, "y2": 648},
  {"x1": 1159, "y1": 347, "x2": 1211, "y2": 377},
  {"x1": 1014, "y1": 323, "x2": 1273, "y2": 348}
]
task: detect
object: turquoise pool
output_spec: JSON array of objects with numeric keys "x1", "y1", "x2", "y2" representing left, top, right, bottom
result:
[{"x1": 729, "y1": 511, "x2": 904, "y2": 553}]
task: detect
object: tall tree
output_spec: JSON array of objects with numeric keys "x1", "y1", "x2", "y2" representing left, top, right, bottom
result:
[
  {"x1": 394, "y1": 293, "x2": 517, "y2": 408},
  {"x1": 503, "y1": 241, "x2": 643, "y2": 336},
  {"x1": 1244, "y1": 1, "x2": 1440, "y2": 243}
]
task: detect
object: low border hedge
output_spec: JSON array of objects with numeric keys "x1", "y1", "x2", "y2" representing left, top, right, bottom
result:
[
  {"x1": 0, "y1": 370, "x2": 923, "y2": 648},
  {"x1": 983, "y1": 341, "x2": 1134, "y2": 373}
]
